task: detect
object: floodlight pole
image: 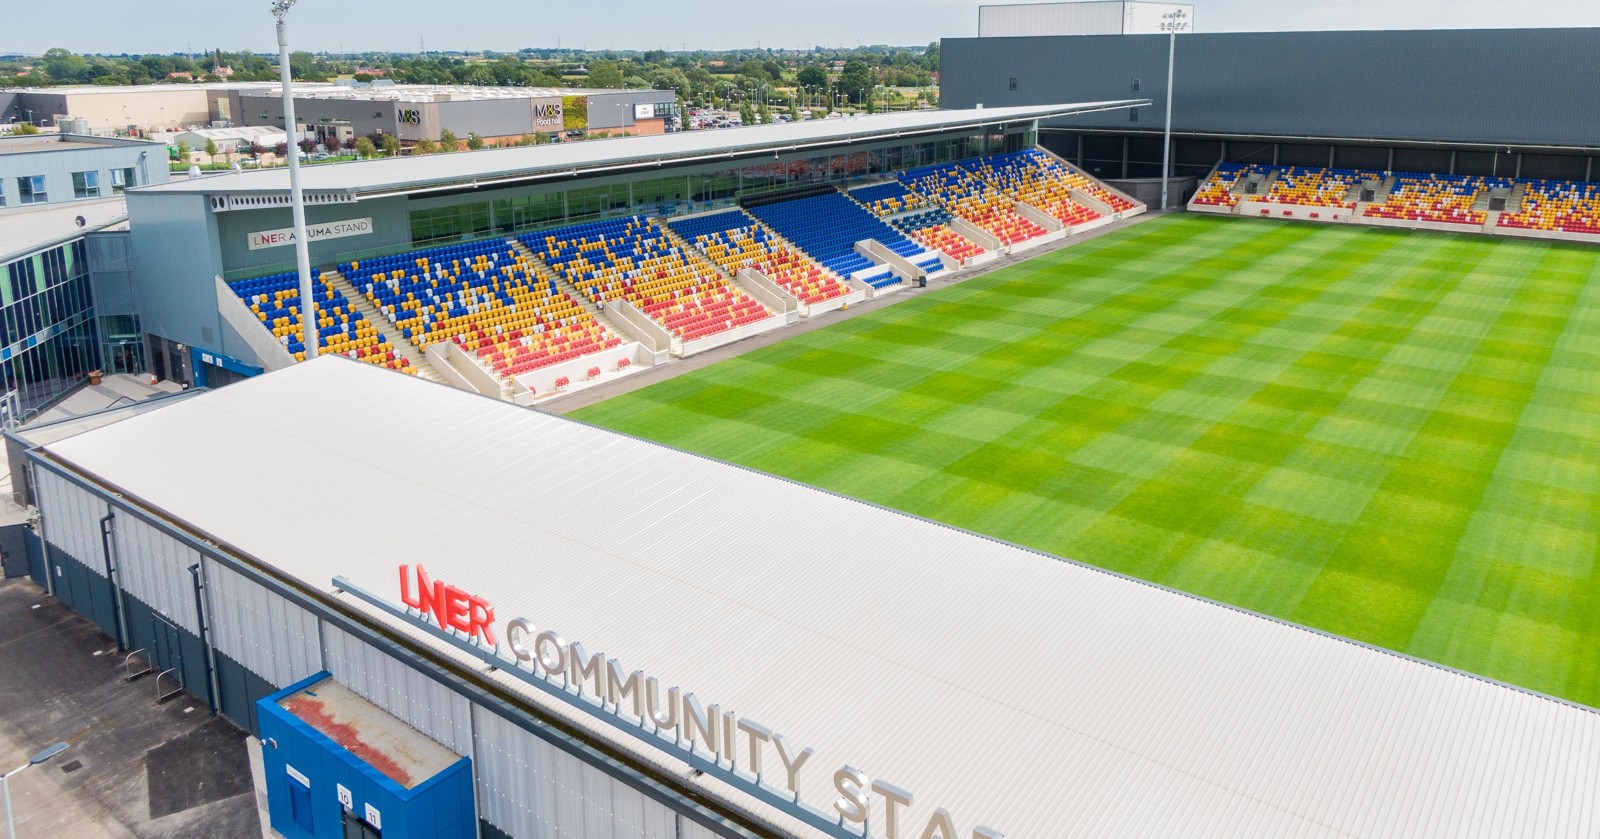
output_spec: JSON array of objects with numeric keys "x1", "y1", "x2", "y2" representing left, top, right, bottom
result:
[
  {"x1": 1160, "y1": 10, "x2": 1189, "y2": 212},
  {"x1": 3, "y1": 742, "x2": 69, "y2": 839},
  {"x1": 274, "y1": 0, "x2": 317, "y2": 359}
]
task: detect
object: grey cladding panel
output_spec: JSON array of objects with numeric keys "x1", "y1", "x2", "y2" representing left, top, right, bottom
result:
[{"x1": 942, "y1": 28, "x2": 1600, "y2": 147}]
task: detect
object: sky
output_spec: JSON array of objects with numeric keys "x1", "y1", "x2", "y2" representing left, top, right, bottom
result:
[{"x1": 8, "y1": 0, "x2": 1600, "y2": 55}]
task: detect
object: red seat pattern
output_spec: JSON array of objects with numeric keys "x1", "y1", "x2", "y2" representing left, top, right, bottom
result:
[
  {"x1": 530, "y1": 216, "x2": 774, "y2": 342},
  {"x1": 1364, "y1": 174, "x2": 1506, "y2": 226},
  {"x1": 909, "y1": 224, "x2": 983, "y2": 265},
  {"x1": 1498, "y1": 180, "x2": 1600, "y2": 234}
]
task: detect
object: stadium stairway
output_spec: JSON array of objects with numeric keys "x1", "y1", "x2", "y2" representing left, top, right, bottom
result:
[
  {"x1": 1506, "y1": 182, "x2": 1529, "y2": 214},
  {"x1": 504, "y1": 239, "x2": 637, "y2": 348},
  {"x1": 321, "y1": 268, "x2": 447, "y2": 384}
]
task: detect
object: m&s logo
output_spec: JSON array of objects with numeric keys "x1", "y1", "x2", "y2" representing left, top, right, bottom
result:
[{"x1": 399, "y1": 109, "x2": 421, "y2": 125}]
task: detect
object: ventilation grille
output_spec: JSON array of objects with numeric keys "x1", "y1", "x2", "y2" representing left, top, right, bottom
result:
[{"x1": 210, "y1": 192, "x2": 357, "y2": 212}]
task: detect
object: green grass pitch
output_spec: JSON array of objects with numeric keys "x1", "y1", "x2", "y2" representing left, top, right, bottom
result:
[{"x1": 573, "y1": 214, "x2": 1600, "y2": 708}]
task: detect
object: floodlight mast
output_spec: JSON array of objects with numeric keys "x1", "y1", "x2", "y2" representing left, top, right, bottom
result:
[
  {"x1": 274, "y1": 0, "x2": 317, "y2": 359},
  {"x1": 1159, "y1": 9, "x2": 1189, "y2": 212}
]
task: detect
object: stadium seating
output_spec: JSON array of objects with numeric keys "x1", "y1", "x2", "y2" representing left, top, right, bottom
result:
[
  {"x1": 669, "y1": 211, "x2": 854, "y2": 306},
  {"x1": 962, "y1": 150, "x2": 1106, "y2": 226},
  {"x1": 342, "y1": 239, "x2": 621, "y2": 379},
  {"x1": 1256, "y1": 167, "x2": 1380, "y2": 208},
  {"x1": 1191, "y1": 163, "x2": 1258, "y2": 207},
  {"x1": 747, "y1": 192, "x2": 945, "y2": 278},
  {"x1": 891, "y1": 209, "x2": 985, "y2": 265},
  {"x1": 850, "y1": 181, "x2": 928, "y2": 216},
  {"x1": 1499, "y1": 179, "x2": 1600, "y2": 235},
  {"x1": 1364, "y1": 173, "x2": 1510, "y2": 226},
  {"x1": 524, "y1": 216, "x2": 772, "y2": 341},
  {"x1": 228, "y1": 272, "x2": 413, "y2": 373},
  {"x1": 900, "y1": 161, "x2": 1048, "y2": 245}
]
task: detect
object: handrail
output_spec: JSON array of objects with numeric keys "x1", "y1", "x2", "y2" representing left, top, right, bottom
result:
[
  {"x1": 123, "y1": 649, "x2": 152, "y2": 682},
  {"x1": 154, "y1": 668, "x2": 184, "y2": 703}
]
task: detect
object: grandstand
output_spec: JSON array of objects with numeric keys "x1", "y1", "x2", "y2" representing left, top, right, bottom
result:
[
  {"x1": 667, "y1": 210, "x2": 861, "y2": 311},
  {"x1": 900, "y1": 161, "x2": 1053, "y2": 245},
  {"x1": 524, "y1": 216, "x2": 774, "y2": 343},
  {"x1": 1189, "y1": 163, "x2": 1600, "y2": 242},
  {"x1": 746, "y1": 191, "x2": 947, "y2": 288},
  {"x1": 227, "y1": 272, "x2": 412, "y2": 373},
  {"x1": 217, "y1": 140, "x2": 1151, "y2": 401},
  {"x1": 1500, "y1": 179, "x2": 1600, "y2": 234},
  {"x1": 890, "y1": 208, "x2": 988, "y2": 266}
]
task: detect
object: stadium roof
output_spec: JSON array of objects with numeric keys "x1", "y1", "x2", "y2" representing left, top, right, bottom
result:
[
  {"x1": 34, "y1": 358, "x2": 1600, "y2": 838},
  {"x1": 132, "y1": 102, "x2": 1145, "y2": 199}
]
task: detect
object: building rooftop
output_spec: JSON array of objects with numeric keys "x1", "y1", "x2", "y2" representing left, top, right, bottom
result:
[
  {"x1": 235, "y1": 83, "x2": 647, "y2": 103},
  {"x1": 0, "y1": 196, "x2": 128, "y2": 264},
  {"x1": 133, "y1": 102, "x2": 1146, "y2": 198},
  {"x1": 0, "y1": 82, "x2": 317, "y2": 96},
  {"x1": 277, "y1": 677, "x2": 462, "y2": 789},
  {"x1": 34, "y1": 358, "x2": 1600, "y2": 838},
  {"x1": 0, "y1": 137, "x2": 102, "y2": 155}
]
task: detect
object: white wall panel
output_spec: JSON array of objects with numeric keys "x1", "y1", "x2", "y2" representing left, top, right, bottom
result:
[
  {"x1": 205, "y1": 559, "x2": 321, "y2": 687},
  {"x1": 111, "y1": 515, "x2": 201, "y2": 632},
  {"x1": 473, "y1": 709, "x2": 679, "y2": 839},
  {"x1": 979, "y1": 1, "x2": 1123, "y2": 36},
  {"x1": 35, "y1": 468, "x2": 108, "y2": 574},
  {"x1": 677, "y1": 817, "x2": 723, "y2": 839},
  {"x1": 322, "y1": 625, "x2": 472, "y2": 755}
]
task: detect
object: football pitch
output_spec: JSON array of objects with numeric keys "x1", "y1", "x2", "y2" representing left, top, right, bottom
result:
[{"x1": 573, "y1": 214, "x2": 1600, "y2": 708}]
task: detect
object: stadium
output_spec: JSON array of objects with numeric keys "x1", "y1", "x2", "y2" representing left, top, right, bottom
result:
[{"x1": 3, "y1": 9, "x2": 1600, "y2": 839}]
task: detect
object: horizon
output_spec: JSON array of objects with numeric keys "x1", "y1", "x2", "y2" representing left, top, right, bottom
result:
[{"x1": 7, "y1": 0, "x2": 1600, "y2": 56}]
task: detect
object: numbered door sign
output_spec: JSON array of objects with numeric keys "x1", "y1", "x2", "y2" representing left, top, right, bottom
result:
[
  {"x1": 364, "y1": 803, "x2": 382, "y2": 830},
  {"x1": 336, "y1": 784, "x2": 353, "y2": 810}
]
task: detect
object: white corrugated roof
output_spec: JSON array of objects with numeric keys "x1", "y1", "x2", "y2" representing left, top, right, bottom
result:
[
  {"x1": 130, "y1": 102, "x2": 1144, "y2": 197},
  {"x1": 38, "y1": 358, "x2": 1600, "y2": 838}
]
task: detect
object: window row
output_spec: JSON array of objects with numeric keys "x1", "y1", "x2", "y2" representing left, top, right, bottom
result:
[{"x1": 6, "y1": 167, "x2": 139, "y2": 206}]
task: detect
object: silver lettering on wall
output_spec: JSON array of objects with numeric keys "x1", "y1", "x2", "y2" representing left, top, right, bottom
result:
[{"x1": 358, "y1": 567, "x2": 1005, "y2": 839}]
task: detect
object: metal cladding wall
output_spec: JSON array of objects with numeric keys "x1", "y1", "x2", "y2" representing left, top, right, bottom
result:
[
  {"x1": 979, "y1": 2, "x2": 1125, "y2": 36},
  {"x1": 472, "y1": 711, "x2": 680, "y2": 839},
  {"x1": 941, "y1": 28, "x2": 1600, "y2": 148},
  {"x1": 25, "y1": 455, "x2": 762, "y2": 839},
  {"x1": 323, "y1": 625, "x2": 474, "y2": 755}
]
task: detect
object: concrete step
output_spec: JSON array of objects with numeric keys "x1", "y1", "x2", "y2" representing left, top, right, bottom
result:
[
  {"x1": 1506, "y1": 183, "x2": 1529, "y2": 214},
  {"x1": 320, "y1": 269, "x2": 448, "y2": 384}
]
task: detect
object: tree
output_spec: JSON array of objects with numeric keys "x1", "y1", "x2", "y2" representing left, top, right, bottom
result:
[
  {"x1": 757, "y1": 101, "x2": 772, "y2": 125},
  {"x1": 466, "y1": 132, "x2": 485, "y2": 150},
  {"x1": 837, "y1": 60, "x2": 871, "y2": 106},
  {"x1": 587, "y1": 60, "x2": 624, "y2": 89},
  {"x1": 203, "y1": 137, "x2": 219, "y2": 161},
  {"x1": 12, "y1": 123, "x2": 40, "y2": 135},
  {"x1": 175, "y1": 140, "x2": 190, "y2": 163},
  {"x1": 795, "y1": 66, "x2": 828, "y2": 89},
  {"x1": 437, "y1": 128, "x2": 458, "y2": 151},
  {"x1": 414, "y1": 138, "x2": 437, "y2": 155},
  {"x1": 354, "y1": 136, "x2": 376, "y2": 159},
  {"x1": 381, "y1": 134, "x2": 401, "y2": 157},
  {"x1": 739, "y1": 101, "x2": 755, "y2": 126}
]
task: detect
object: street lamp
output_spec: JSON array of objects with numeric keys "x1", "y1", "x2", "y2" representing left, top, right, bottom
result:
[
  {"x1": 272, "y1": 0, "x2": 317, "y2": 359},
  {"x1": 3, "y1": 742, "x2": 69, "y2": 839},
  {"x1": 1159, "y1": 8, "x2": 1190, "y2": 212}
]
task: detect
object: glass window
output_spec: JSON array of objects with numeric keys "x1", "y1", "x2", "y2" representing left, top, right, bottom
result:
[
  {"x1": 71, "y1": 171, "x2": 100, "y2": 200},
  {"x1": 17, "y1": 176, "x2": 45, "y2": 205},
  {"x1": 110, "y1": 167, "x2": 137, "y2": 193}
]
